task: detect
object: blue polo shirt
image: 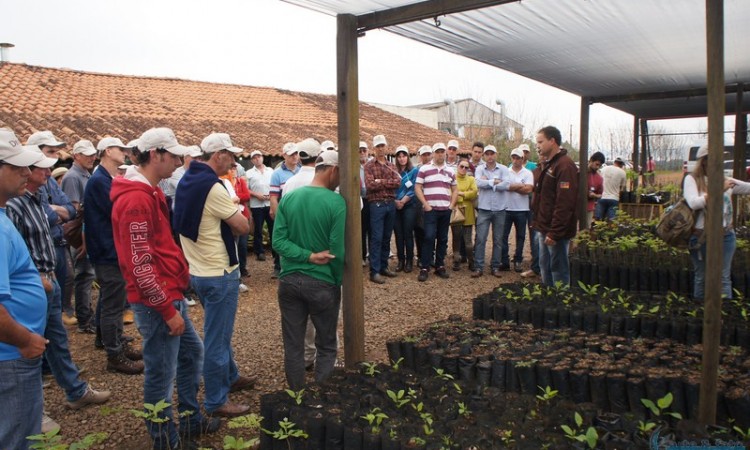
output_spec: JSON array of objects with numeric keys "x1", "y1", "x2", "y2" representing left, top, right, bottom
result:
[
  {"x1": 0, "y1": 208, "x2": 47, "y2": 361},
  {"x1": 84, "y1": 166, "x2": 119, "y2": 265},
  {"x1": 39, "y1": 176, "x2": 76, "y2": 245}
]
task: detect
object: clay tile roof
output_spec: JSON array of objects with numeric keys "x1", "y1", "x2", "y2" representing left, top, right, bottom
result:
[{"x1": 0, "y1": 63, "x2": 467, "y2": 156}]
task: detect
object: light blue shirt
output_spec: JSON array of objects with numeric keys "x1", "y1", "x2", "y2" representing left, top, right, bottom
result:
[
  {"x1": 0, "y1": 208, "x2": 47, "y2": 361},
  {"x1": 475, "y1": 163, "x2": 510, "y2": 211}
]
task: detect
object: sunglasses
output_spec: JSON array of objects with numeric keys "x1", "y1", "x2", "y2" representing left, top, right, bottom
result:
[{"x1": 458, "y1": 165, "x2": 469, "y2": 169}]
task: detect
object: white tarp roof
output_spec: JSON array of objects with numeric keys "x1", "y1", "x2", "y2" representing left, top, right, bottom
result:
[{"x1": 284, "y1": 0, "x2": 750, "y2": 119}]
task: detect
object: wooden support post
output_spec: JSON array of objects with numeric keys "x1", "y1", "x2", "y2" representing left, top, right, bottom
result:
[
  {"x1": 578, "y1": 97, "x2": 590, "y2": 230},
  {"x1": 632, "y1": 116, "x2": 639, "y2": 192},
  {"x1": 336, "y1": 13, "x2": 365, "y2": 367},
  {"x1": 698, "y1": 0, "x2": 724, "y2": 426}
]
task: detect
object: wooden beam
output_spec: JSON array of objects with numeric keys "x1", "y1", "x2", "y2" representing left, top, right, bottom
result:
[
  {"x1": 591, "y1": 84, "x2": 742, "y2": 105},
  {"x1": 578, "y1": 97, "x2": 590, "y2": 230},
  {"x1": 357, "y1": 0, "x2": 518, "y2": 32},
  {"x1": 734, "y1": 84, "x2": 746, "y2": 180},
  {"x1": 336, "y1": 13, "x2": 365, "y2": 367},
  {"x1": 698, "y1": 0, "x2": 724, "y2": 426}
]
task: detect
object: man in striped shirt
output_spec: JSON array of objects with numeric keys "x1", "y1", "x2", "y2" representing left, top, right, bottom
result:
[{"x1": 414, "y1": 142, "x2": 458, "y2": 282}]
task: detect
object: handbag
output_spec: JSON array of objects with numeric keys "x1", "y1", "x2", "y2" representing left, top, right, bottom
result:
[
  {"x1": 63, "y1": 204, "x2": 84, "y2": 249},
  {"x1": 450, "y1": 206, "x2": 466, "y2": 225}
]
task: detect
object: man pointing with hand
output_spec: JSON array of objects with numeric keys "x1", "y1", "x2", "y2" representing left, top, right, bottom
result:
[{"x1": 273, "y1": 149, "x2": 345, "y2": 390}]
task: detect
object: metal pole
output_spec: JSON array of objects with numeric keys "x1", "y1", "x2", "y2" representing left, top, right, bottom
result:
[
  {"x1": 698, "y1": 0, "x2": 724, "y2": 425},
  {"x1": 336, "y1": 13, "x2": 365, "y2": 367},
  {"x1": 578, "y1": 97, "x2": 590, "y2": 230}
]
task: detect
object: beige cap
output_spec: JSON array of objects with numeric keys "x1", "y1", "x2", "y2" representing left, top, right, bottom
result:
[
  {"x1": 447, "y1": 139, "x2": 459, "y2": 149},
  {"x1": 139, "y1": 128, "x2": 188, "y2": 156},
  {"x1": 395, "y1": 145, "x2": 409, "y2": 155},
  {"x1": 373, "y1": 135, "x2": 387, "y2": 147},
  {"x1": 297, "y1": 138, "x2": 322, "y2": 159},
  {"x1": 97, "y1": 137, "x2": 128, "y2": 151},
  {"x1": 510, "y1": 148, "x2": 524, "y2": 158},
  {"x1": 359, "y1": 141, "x2": 368, "y2": 149},
  {"x1": 27, "y1": 130, "x2": 65, "y2": 148},
  {"x1": 320, "y1": 140, "x2": 336, "y2": 151},
  {"x1": 418, "y1": 145, "x2": 432, "y2": 156},
  {"x1": 201, "y1": 133, "x2": 242, "y2": 154},
  {"x1": 0, "y1": 128, "x2": 45, "y2": 166},
  {"x1": 315, "y1": 150, "x2": 339, "y2": 167},
  {"x1": 250, "y1": 150, "x2": 263, "y2": 158},
  {"x1": 283, "y1": 142, "x2": 298, "y2": 155},
  {"x1": 432, "y1": 142, "x2": 447, "y2": 152},
  {"x1": 51, "y1": 167, "x2": 69, "y2": 179},
  {"x1": 185, "y1": 145, "x2": 203, "y2": 158},
  {"x1": 484, "y1": 145, "x2": 497, "y2": 154},
  {"x1": 29, "y1": 146, "x2": 58, "y2": 169},
  {"x1": 72, "y1": 139, "x2": 97, "y2": 156}
]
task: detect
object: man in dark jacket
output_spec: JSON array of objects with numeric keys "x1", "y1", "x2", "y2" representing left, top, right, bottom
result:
[{"x1": 531, "y1": 126, "x2": 579, "y2": 286}]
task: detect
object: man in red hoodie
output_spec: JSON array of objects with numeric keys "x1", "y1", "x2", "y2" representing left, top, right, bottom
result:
[{"x1": 111, "y1": 128, "x2": 218, "y2": 450}]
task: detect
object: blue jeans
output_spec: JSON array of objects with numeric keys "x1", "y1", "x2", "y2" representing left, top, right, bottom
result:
[
  {"x1": 54, "y1": 245, "x2": 71, "y2": 315},
  {"x1": 420, "y1": 209, "x2": 451, "y2": 269},
  {"x1": 537, "y1": 232, "x2": 571, "y2": 286},
  {"x1": 594, "y1": 199, "x2": 619, "y2": 221},
  {"x1": 190, "y1": 268, "x2": 240, "y2": 413},
  {"x1": 46, "y1": 278, "x2": 87, "y2": 402},
  {"x1": 251, "y1": 206, "x2": 274, "y2": 257},
  {"x1": 689, "y1": 230, "x2": 736, "y2": 300},
  {"x1": 133, "y1": 300, "x2": 205, "y2": 449},
  {"x1": 473, "y1": 209, "x2": 506, "y2": 272},
  {"x1": 368, "y1": 201, "x2": 396, "y2": 275},
  {"x1": 278, "y1": 272, "x2": 341, "y2": 390},
  {"x1": 501, "y1": 210, "x2": 528, "y2": 265},
  {"x1": 0, "y1": 356, "x2": 42, "y2": 448},
  {"x1": 394, "y1": 203, "x2": 417, "y2": 262}
]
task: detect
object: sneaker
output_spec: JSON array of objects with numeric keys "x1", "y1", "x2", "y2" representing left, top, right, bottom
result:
[
  {"x1": 41, "y1": 411, "x2": 60, "y2": 434},
  {"x1": 123, "y1": 342, "x2": 143, "y2": 361},
  {"x1": 180, "y1": 416, "x2": 221, "y2": 439},
  {"x1": 107, "y1": 352, "x2": 144, "y2": 375},
  {"x1": 513, "y1": 261, "x2": 523, "y2": 273},
  {"x1": 123, "y1": 309, "x2": 135, "y2": 325},
  {"x1": 435, "y1": 267, "x2": 449, "y2": 279},
  {"x1": 66, "y1": 385, "x2": 111, "y2": 410},
  {"x1": 520, "y1": 270, "x2": 539, "y2": 278},
  {"x1": 62, "y1": 313, "x2": 78, "y2": 326},
  {"x1": 185, "y1": 297, "x2": 197, "y2": 307},
  {"x1": 238, "y1": 283, "x2": 249, "y2": 293},
  {"x1": 417, "y1": 269, "x2": 429, "y2": 282}
]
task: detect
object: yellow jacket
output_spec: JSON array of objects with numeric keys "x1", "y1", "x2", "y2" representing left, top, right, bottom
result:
[{"x1": 456, "y1": 174, "x2": 478, "y2": 225}]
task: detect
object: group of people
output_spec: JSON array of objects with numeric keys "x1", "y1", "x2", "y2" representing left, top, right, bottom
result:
[{"x1": 585, "y1": 152, "x2": 628, "y2": 226}]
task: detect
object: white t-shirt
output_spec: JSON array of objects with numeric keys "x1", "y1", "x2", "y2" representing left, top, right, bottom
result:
[
  {"x1": 506, "y1": 166, "x2": 533, "y2": 211},
  {"x1": 601, "y1": 165, "x2": 627, "y2": 201},
  {"x1": 282, "y1": 166, "x2": 316, "y2": 197},
  {"x1": 246, "y1": 165, "x2": 273, "y2": 208}
]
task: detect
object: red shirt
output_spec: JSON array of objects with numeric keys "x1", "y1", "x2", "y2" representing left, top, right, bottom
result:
[{"x1": 587, "y1": 170, "x2": 603, "y2": 212}]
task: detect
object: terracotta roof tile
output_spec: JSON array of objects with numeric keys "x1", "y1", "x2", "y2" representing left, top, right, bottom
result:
[{"x1": 0, "y1": 63, "x2": 467, "y2": 156}]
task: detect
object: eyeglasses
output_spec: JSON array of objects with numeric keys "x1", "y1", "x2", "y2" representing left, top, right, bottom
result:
[{"x1": 458, "y1": 165, "x2": 469, "y2": 169}]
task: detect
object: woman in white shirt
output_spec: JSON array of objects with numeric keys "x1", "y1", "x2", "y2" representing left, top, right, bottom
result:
[{"x1": 683, "y1": 144, "x2": 750, "y2": 300}]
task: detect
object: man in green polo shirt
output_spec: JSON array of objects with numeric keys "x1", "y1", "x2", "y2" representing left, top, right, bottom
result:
[{"x1": 273, "y1": 150, "x2": 345, "y2": 390}]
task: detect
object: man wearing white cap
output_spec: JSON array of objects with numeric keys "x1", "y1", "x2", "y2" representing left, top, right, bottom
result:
[
  {"x1": 84, "y1": 137, "x2": 144, "y2": 374},
  {"x1": 414, "y1": 145, "x2": 433, "y2": 264},
  {"x1": 269, "y1": 142, "x2": 300, "y2": 278},
  {"x1": 320, "y1": 140, "x2": 336, "y2": 152},
  {"x1": 0, "y1": 129, "x2": 50, "y2": 448},
  {"x1": 446, "y1": 139, "x2": 461, "y2": 171},
  {"x1": 501, "y1": 147, "x2": 535, "y2": 273},
  {"x1": 247, "y1": 150, "x2": 273, "y2": 262},
  {"x1": 274, "y1": 150, "x2": 344, "y2": 389},
  {"x1": 61, "y1": 140, "x2": 98, "y2": 331},
  {"x1": 174, "y1": 132, "x2": 254, "y2": 418},
  {"x1": 7, "y1": 144, "x2": 111, "y2": 433},
  {"x1": 111, "y1": 128, "x2": 219, "y2": 448},
  {"x1": 165, "y1": 145, "x2": 202, "y2": 213},
  {"x1": 282, "y1": 139, "x2": 321, "y2": 195}
]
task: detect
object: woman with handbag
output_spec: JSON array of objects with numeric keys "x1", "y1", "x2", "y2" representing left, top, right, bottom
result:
[
  {"x1": 393, "y1": 146, "x2": 419, "y2": 273},
  {"x1": 451, "y1": 161, "x2": 478, "y2": 271}
]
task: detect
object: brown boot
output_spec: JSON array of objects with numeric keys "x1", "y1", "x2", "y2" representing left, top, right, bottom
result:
[
  {"x1": 211, "y1": 402, "x2": 250, "y2": 417},
  {"x1": 107, "y1": 353, "x2": 144, "y2": 375},
  {"x1": 229, "y1": 375, "x2": 257, "y2": 393},
  {"x1": 123, "y1": 342, "x2": 143, "y2": 361}
]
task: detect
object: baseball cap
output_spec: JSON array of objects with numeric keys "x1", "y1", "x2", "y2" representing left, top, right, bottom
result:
[
  {"x1": 517, "y1": 144, "x2": 531, "y2": 153},
  {"x1": 320, "y1": 140, "x2": 336, "y2": 151},
  {"x1": 395, "y1": 145, "x2": 409, "y2": 155},
  {"x1": 484, "y1": 145, "x2": 497, "y2": 154},
  {"x1": 139, "y1": 128, "x2": 188, "y2": 156},
  {"x1": 29, "y1": 146, "x2": 58, "y2": 169},
  {"x1": 296, "y1": 138, "x2": 322, "y2": 159},
  {"x1": 126, "y1": 139, "x2": 140, "y2": 150},
  {"x1": 510, "y1": 148, "x2": 524, "y2": 158},
  {"x1": 0, "y1": 128, "x2": 45, "y2": 167},
  {"x1": 315, "y1": 150, "x2": 339, "y2": 167},
  {"x1": 614, "y1": 157, "x2": 625, "y2": 164},
  {"x1": 432, "y1": 142, "x2": 447, "y2": 152},
  {"x1": 71, "y1": 139, "x2": 97, "y2": 156},
  {"x1": 418, "y1": 145, "x2": 432, "y2": 156},
  {"x1": 250, "y1": 150, "x2": 263, "y2": 158},
  {"x1": 696, "y1": 145, "x2": 708, "y2": 159},
  {"x1": 27, "y1": 130, "x2": 65, "y2": 148},
  {"x1": 447, "y1": 139, "x2": 459, "y2": 149},
  {"x1": 118, "y1": 164, "x2": 130, "y2": 171},
  {"x1": 373, "y1": 135, "x2": 387, "y2": 147},
  {"x1": 96, "y1": 137, "x2": 128, "y2": 151},
  {"x1": 359, "y1": 141, "x2": 368, "y2": 149},
  {"x1": 283, "y1": 142, "x2": 298, "y2": 155},
  {"x1": 51, "y1": 167, "x2": 68, "y2": 179},
  {"x1": 185, "y1": 145, "x2": 203, "y2": 158},
  {"x1": 201, "y1": 132, "x2": 242, "y2": 154}
]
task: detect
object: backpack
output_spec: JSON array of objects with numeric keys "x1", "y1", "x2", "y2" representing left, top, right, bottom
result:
[{"x1": 655, "y1": 198, "x2": 697, "y2": 248}]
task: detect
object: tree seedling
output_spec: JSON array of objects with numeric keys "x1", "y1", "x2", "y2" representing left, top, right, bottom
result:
[
  {"x1": 361, "y1": 362, "x2": 380, "y2": 377},
  {"x1": 27, "y1": 429, "x2": 108, "y2": 450},
  {"x1": 561, "y1": 412, "x2": 599, "y2": 450},
  {"x1": 641, "y1": 392, "x2": 682, "y2": 419},
  {"x1": 262, "y1": 417, "x2": 309, "y2": 449},
  {"x1": 387, "y1": 389, "x2": 411, "y2": 408},
  {"x1": 285, "y1": 388, "x2": 305, "y2": 405},
  {"x1": 536, "y1": 385, "x2": 559, "y2": 403},
  {"x1": 457, "y1": 401, "x2": 472, "y2": 419},
  {"x1": 361, "y1": 407, "x2": 388, "y2": 434},
  {"x1": 733, "y1": 426, "x2": 750, "y2": 441},
  {"x1": 434, "y1": 367, "x2": 454, "y2": 381},
  {"x1": 391, "y1": 357, "x2": 404, "y2": 371}
]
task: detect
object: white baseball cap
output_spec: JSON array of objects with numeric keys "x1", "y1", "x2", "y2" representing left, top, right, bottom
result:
[
  {"x1": 359, "y1": 141, "x2": 368, "y2": 149},
  {"x1": 517, "y1": 144, "x2": 531, "y2": 153},
  {"x1": 96, "y1": 137, "x2": 128, "y2": 151},
  {"x1": 138, "y1": 128, "x2": 188, "y2": 156},
  {"x1": 27, "y1": 130, "x2": 65, "y2": 148},
  {"x1": 484, "y1": 145, "x2": 497, "y2": 154},
  {"x1": 395, "y1": 145, "x2": 409, "y2": 155},
  {"x1": 320, "y1": 140, "x2": 336, "y2": 151},
  {"x1": 250, "y1": 150, "x2": 263, "y2": 158},
  {"x1": 696, "y1": 144, "x2": 708, "y2": 159},
  {"x1": 447, "y1": 139, "x2": 459, "y2": 149},
  {"x1": 71, "y1": 139, "x2": 97, "y2": 156},
  {"x1": 297, "y1": 138, "x2": 322, "y2": 159},
  {"x1": 201, "y1": 132, "x2": 242, "y2": 154},
  {"x1": 432, "y1": 142, "x2": 447, "y2": 152},
  {"x1": 126, "y1": 139, "x2": 140, "y2": 150},
  {"x1": 510, "y1": 148, "x2": 524, "y2": 158},
  {"x1": 283, "y1": 142, "x2": 298, "y2": 155},
  {"x1": 0, "y1": 129, "x2": 46, "y2": 166},
  {"x1": 185, "y1": 145, "x2": 203, "y2": 158},
  {"x1": 418, "y1": 145, "x2": 432, "y2": 156},
  {"x1": 29, "y1": 146, "x2": 58, "y2": 169},
  {"x1": 315, "y1": 150, "x2": 339, "y2": 167},
  {"x1": 373, "y1": 135, "x2": 387, "y2": 147}
]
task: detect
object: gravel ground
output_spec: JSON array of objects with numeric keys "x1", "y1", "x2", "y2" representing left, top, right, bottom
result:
[{"x1": 46, "y1": 237, "x2": 532, "y2": 449}]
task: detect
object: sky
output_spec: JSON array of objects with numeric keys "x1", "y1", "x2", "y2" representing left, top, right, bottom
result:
[{"x1": 1, "y1": 0, "x2": 719, "y2": 154}]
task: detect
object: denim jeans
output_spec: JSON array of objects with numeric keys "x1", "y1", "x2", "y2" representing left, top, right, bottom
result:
[
  {"x1": 94, "y1": 264, "x2": 127, "y2": 357},
  {"x1": 53, "y1": 245, "x2": 71, "y2": 315},
  {"x1": 420, "y1": 209, "x2": 451, "y2": 269},
  {"x1": 46, "y1": 278, "x2": 88, "y2": 402},
  {"x1": 394, "y1": 203, "x2": 417, "y2": 262},
  {"x1": 368, "y1": 201, "x2": 396, "y2": 275},
  {"x1": 0, "y1": 356, "x2": 42, "y2": 448},
  {"x1": 473, "y1": 209, "x2": 506, "y2": 272},
  {"x1": 278, "y1": 272, "x2": 340, "y2": 390},
  {"x1": 594, "y1": 199, "x2": 619, "y2": 221},
  {"x1": 537, "y1": 232, "x2": 571, "y2": 286},
  {"x1": 133, "y1": 300, "x2": 204, "y2": 449},
  {"x1": 191, "y1": 268, "x2": 240, "y2": 413},
  {"x1": 251, "y1": 206, "x2": 274, "y2": 257},
  {"x1": 502, "y1": 210, "x2": 528, "y2": 265},
  {"x1": 689, "y1": 230, "x2": 736, "y2": 300},
  {"x1": 451, "y1": 224, "x2": 473, "y2": 265},
  {"x1": 70, "y1": 245, "x2": 95, "y2": 327}
]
